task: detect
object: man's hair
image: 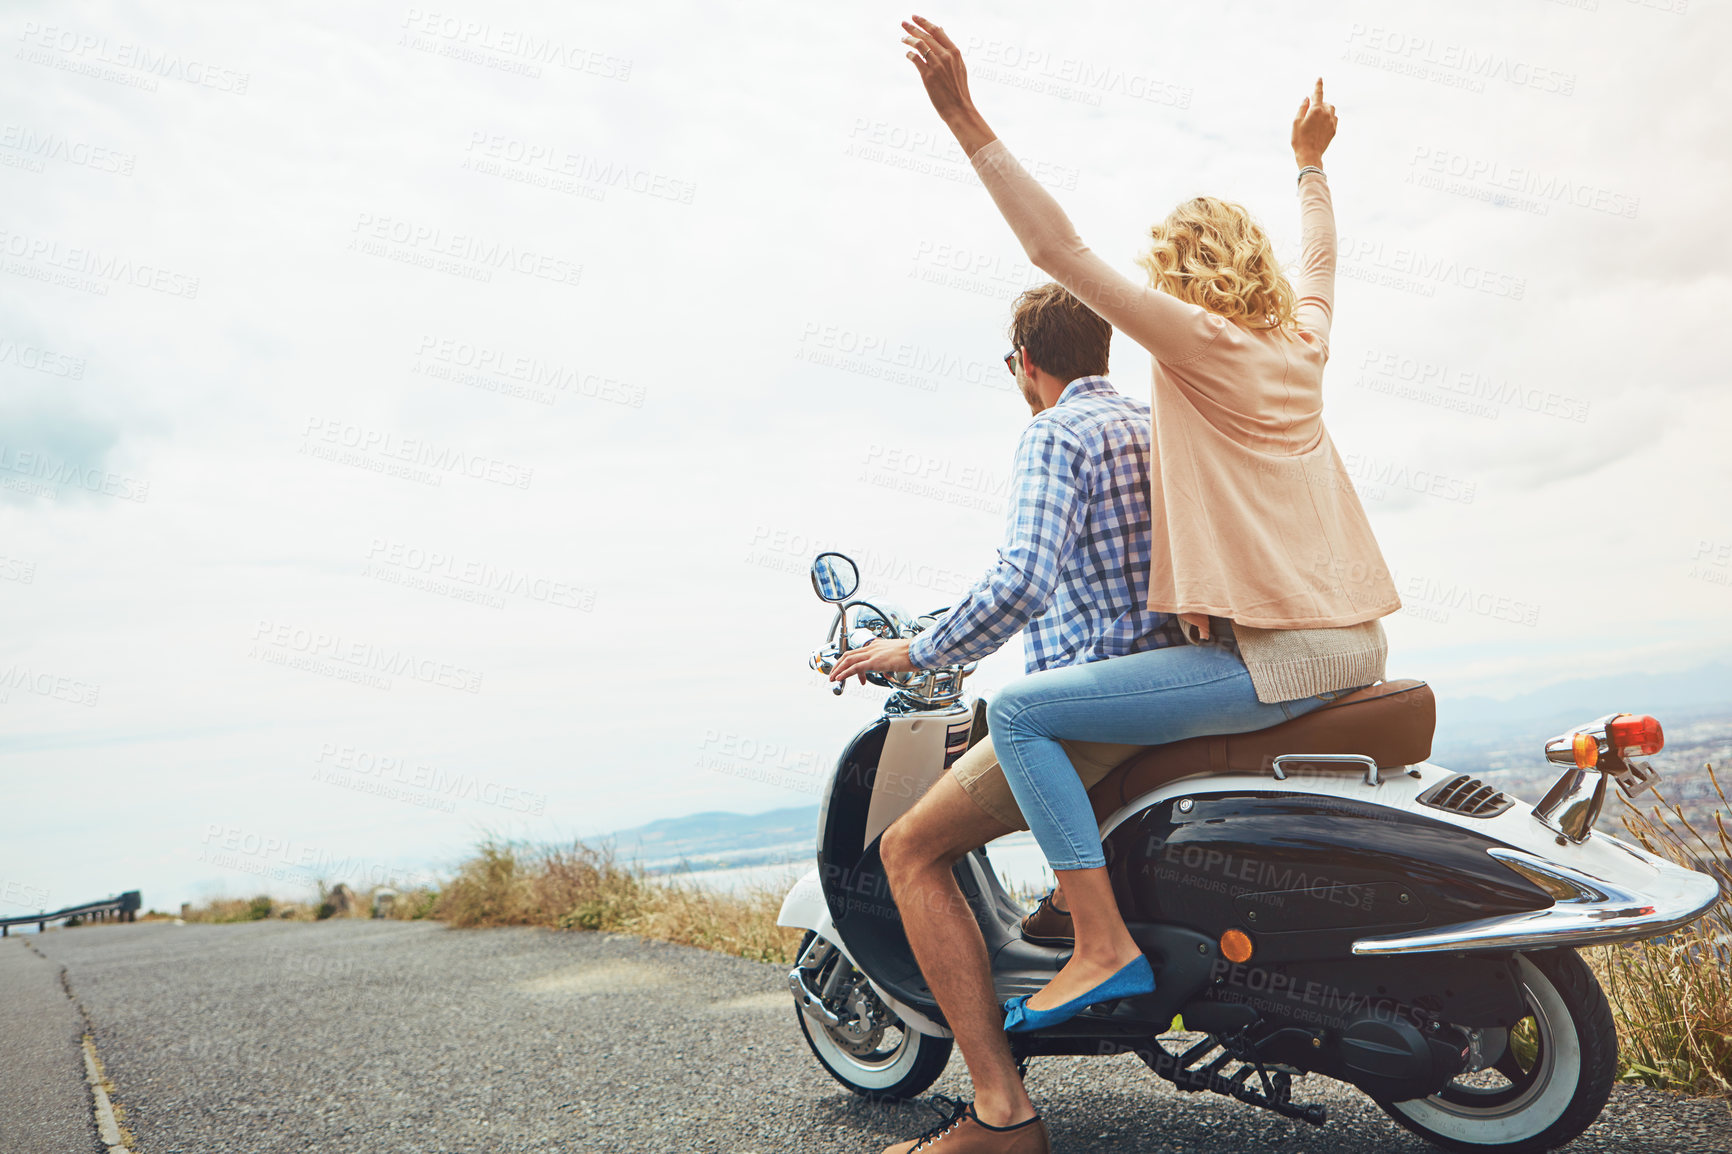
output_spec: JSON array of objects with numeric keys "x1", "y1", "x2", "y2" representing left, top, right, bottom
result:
[{"x1": 1009, "y1": 282, "x2": 1111, "y2": 384}]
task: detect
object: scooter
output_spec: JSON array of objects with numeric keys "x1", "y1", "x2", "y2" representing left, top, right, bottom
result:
[{"x1": 778, "y1": 551, "x2": 1722, "y2": 1153}]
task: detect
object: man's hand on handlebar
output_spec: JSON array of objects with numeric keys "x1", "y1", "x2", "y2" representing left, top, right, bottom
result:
[{"x1": 829, "y1": 638, "x2": 917, "y2": 685}]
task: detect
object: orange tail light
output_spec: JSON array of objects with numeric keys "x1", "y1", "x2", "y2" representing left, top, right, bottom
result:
[{"x1": 1608, "y1": 714, "x2": 1664, "y2": 757}]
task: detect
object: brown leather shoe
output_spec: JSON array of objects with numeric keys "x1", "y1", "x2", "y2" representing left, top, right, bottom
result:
[
  {"x1": 882, "y1": 1100, "x2": 1049, "y2": 1154},
  {"x1": 1019, "y1": 890, "x2": 1073, "y2": 948}
]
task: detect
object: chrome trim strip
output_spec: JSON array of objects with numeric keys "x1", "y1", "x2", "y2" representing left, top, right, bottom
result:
[{"x1": 1351, "y1": 846, "x2": 1723, "y2": 956}]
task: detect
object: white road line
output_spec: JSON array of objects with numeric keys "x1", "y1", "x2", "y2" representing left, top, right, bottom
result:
[{"x1": 81, "y1": 1034, "x2": 135, "y2": 1154}]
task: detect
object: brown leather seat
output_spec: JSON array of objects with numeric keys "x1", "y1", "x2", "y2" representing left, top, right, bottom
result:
[{"x1": 1086, "y1": 679, "x2": 1436, "y2": 822}]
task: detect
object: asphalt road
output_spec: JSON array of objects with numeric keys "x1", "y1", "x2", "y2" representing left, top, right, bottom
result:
[
  {"x1": 6, "y1": 921, "x2": 1729, "y2": 1153},
  {"x1": 0, "y1": 938, "x2": 98, "y2": 1154}
]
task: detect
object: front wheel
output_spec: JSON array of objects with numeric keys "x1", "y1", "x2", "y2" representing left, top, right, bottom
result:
[
  {"x1": 792, "y1": 932, "x2": 952, "y2": 1101},
  {"x1": 1379, "y1": 949, "x2": 1617, "y2": 1153}
]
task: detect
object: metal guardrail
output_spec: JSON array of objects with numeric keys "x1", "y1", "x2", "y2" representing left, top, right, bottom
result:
[{"x1": 0, "y1": 891, "x2": 141, "y2": 936}]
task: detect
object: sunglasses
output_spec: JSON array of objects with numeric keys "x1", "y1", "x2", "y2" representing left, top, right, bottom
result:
[{"x1": 1004, "y1": 348, "x2": 1019, "y2": 375}]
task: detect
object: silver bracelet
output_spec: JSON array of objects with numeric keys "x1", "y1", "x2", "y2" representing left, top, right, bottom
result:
[{"x1": 1297, "y1": 164, "x2": 1325, "y2": 184}]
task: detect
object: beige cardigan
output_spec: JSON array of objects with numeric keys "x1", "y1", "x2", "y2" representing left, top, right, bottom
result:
[{"x1": 968, "y1": 139, "x2": 1401, "y2": 633}]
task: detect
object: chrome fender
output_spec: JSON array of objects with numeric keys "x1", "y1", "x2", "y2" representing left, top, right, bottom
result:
[{"x1": 777, "y1": 866, "x2": 950, "y2": 1038}]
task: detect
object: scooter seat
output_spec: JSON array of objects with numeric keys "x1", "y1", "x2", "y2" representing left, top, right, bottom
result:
[{"x1": 1087, "y1": 678, "x2": 1435, "y2": 820}]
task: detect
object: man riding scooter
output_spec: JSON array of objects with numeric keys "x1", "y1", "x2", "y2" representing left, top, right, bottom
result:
[{"x1": 832, "y1": 281, "x2": 1196, "y2": 1153}]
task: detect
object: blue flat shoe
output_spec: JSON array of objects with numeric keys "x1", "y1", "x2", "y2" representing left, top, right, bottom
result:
[{"x1": 1002, "y1": 955, "x2": 1156, "y2": 1033}]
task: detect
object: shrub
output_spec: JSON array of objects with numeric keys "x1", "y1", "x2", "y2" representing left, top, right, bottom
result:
[
  {"x1": 1589, "y1": 763, "x2": 1732, "y2": 1097},
  {"x1": 435, "y1": 836, "x2": 804, "y2": 963}
]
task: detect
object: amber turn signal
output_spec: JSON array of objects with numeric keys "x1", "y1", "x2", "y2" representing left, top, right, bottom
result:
[
  {"x1": 1220, "y1": 928, "x2": 1254, "y2": 964},
  {"x1": 1572, "y1": 731, "x2": 1599, "y2": 769}
]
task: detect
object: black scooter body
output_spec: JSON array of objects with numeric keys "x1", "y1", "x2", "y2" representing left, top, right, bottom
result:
[{"x1": 817, "y1": 718, "x2": 1546, "y2": 1101}]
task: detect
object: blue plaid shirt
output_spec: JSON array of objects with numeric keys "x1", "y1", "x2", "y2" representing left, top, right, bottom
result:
[{"x1": 909, "y1": 377, "x2": 1185, "y2": 674}]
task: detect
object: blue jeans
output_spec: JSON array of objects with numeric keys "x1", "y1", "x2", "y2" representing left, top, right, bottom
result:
[{"x1": 987, "y1": 643, "x2": 1342, "y2": 871}]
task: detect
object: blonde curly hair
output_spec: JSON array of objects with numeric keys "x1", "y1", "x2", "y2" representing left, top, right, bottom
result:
[{"x1": 1136, "y1": 197, "x2": 1297, "y2": 331}]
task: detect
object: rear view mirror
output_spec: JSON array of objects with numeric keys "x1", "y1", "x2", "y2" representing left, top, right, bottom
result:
[{"x1": 811, "y1": 552, "x2": 859, "y2": 603}]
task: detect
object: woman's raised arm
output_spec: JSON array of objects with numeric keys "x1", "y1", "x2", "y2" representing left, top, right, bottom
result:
[
  {"x1": 1291, "y1": 79, "x2": 1339, "y2": 355},
  {"x1": 901, "y1": 16, "x2": 1220, "y2": 366}
]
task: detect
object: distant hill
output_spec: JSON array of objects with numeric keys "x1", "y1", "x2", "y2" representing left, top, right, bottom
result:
[{"x1": 599, "y1": 805, "x2": 819, "y2": 874}]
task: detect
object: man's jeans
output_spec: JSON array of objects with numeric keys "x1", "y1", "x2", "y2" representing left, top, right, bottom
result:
[{"x1": 986, "y1": 643, "x2": 1342, "y2": 871}]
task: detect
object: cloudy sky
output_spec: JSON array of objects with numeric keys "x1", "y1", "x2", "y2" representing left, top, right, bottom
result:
[{"x1": 2, "y1": 0, "x2": 1727, "y2": 914}]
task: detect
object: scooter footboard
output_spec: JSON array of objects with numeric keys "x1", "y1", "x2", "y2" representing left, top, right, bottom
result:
[{"x1": 988, "y1": 924, "x2": 1219, "y2": 1045}]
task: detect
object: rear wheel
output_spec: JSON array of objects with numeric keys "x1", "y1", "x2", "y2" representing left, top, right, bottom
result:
[
  {"x1": 791, "y1": 931, "x2": 952, "y2": 1101},
  {"x1": 1379, "y1": 950, "x2": 1617, "y2": 1153}
]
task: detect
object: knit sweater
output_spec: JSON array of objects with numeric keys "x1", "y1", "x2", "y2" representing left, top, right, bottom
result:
[
  {"x1": 1179, "y1": 617, "x2": 1388, "y2": 705},
  {"x1": 967, "y1": 139, "x2": 1401, "y2": 631},
  {"x1": 967, "y1": 138, "x2": 1399, "y2": 702}
]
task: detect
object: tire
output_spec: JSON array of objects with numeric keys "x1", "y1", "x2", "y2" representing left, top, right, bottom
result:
[
  {"x1": 792, "y1": 932, "x2": 953, "y2": 1101},
  {"x1": 1379, "y1": 949, "x2": 1617, "y2": 1154}
]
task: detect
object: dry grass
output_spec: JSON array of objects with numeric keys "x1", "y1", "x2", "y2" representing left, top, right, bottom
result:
[
  {"x1": 1587, "y1": 762, "x2": 1732, "y2": 1097},
  {"x1": 434, "y1": 837, "x2": 805, "y2": 964},
  {"x1": 180, "y1": 895, "x2": 284, "y2": 923},
  {"x1": 179, "y1": 884, "x2": 441, "y2": 924}
]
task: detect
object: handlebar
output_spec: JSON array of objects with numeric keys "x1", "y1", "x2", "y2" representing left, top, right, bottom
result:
[{"x1": 809, "y1": 604, "x2": 976, "y2": 706}]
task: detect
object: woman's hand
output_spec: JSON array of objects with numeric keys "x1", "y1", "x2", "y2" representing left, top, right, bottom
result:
[
  {"x1": 902, "y1": 17, "x2": 972, "y2": 122},
  {"x1": 829, "y1": 638, "x2": 917, "y2": 684},
  {"x1": 902, "y1": 15, "x2": 997, "y2": 157},
  {"x1": 1292, "y1": 78, "x2": 1337, "y2": 169}
]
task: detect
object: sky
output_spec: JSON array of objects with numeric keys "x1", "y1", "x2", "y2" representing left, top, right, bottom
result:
[{"x1": 1, "y1": 0, "x2": 1728, "y2": 915}]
